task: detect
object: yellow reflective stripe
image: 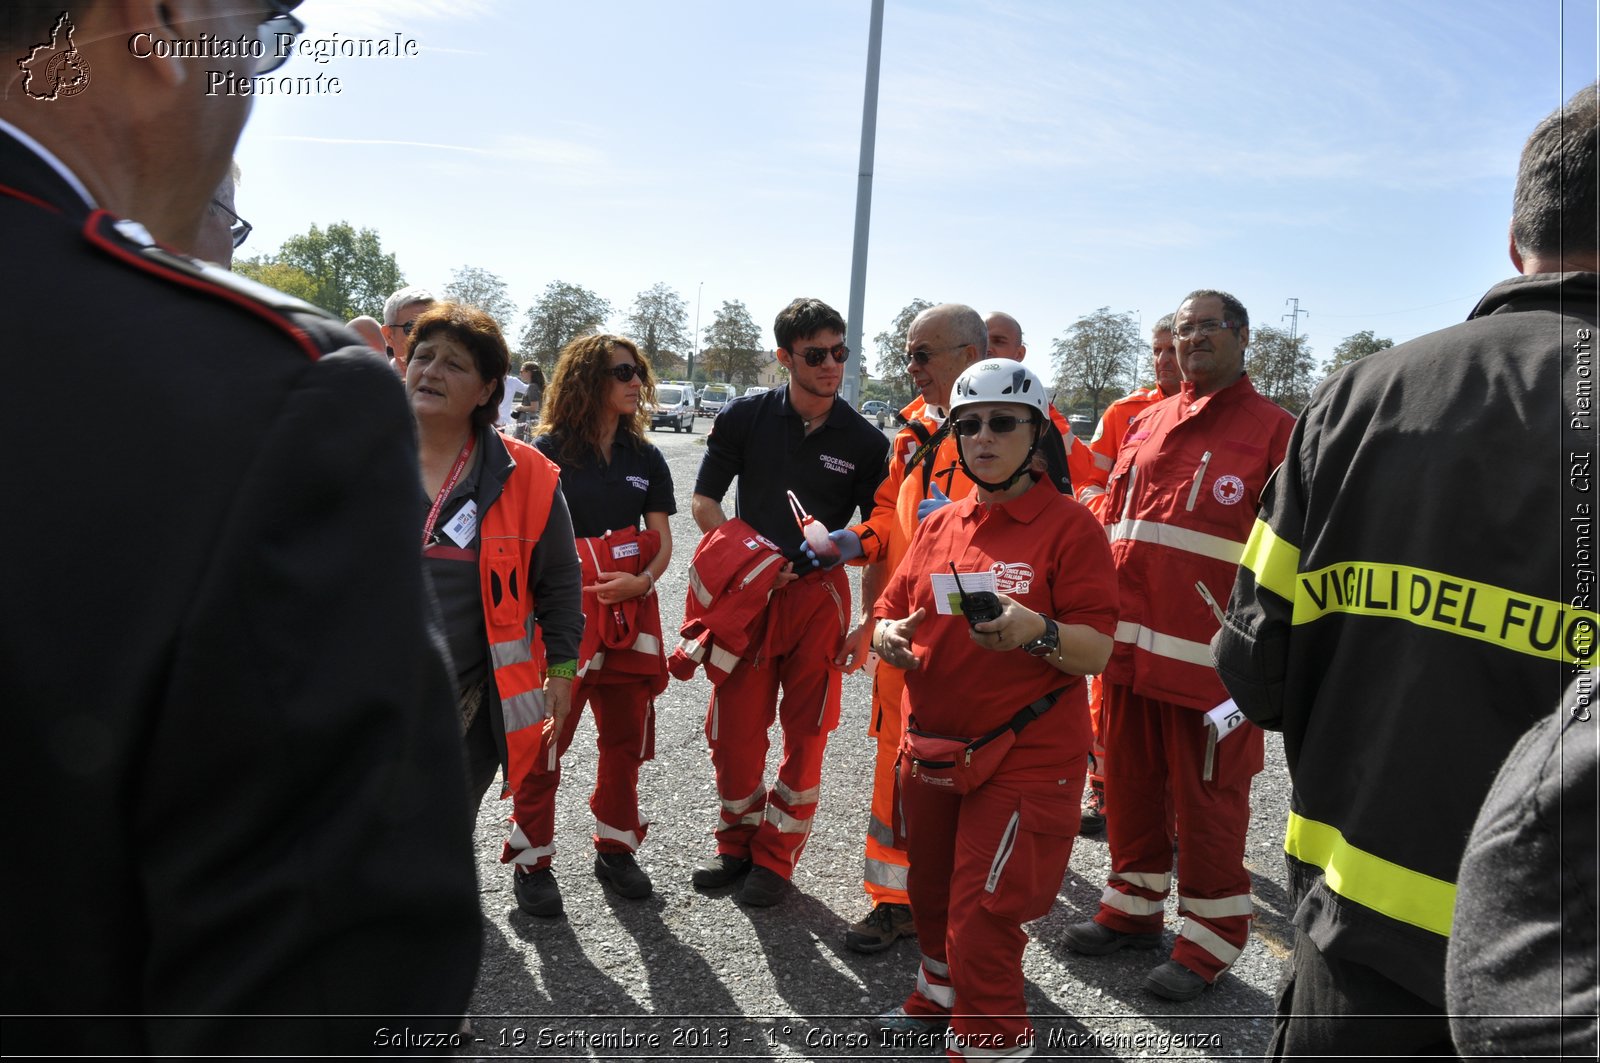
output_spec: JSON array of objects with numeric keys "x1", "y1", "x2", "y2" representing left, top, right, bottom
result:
[
  {"x1": 1239, "y1": 519, "x2": 1300, "y2": 601},
  {"x1": 1291, "y1": 562, "x2": 1598, "y2": 665},
  {"x1": 1285, "y1": 812, "x2": 1455, "y2": 937}
]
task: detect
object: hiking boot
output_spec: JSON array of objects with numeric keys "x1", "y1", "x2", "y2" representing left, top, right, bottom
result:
[
  {"x1": 1080, "y1": 783, "x2": 1106, "y2": 835},
  {"x1": 691, "y1": 853, "x2": 751, "y2": 890},
  {"x1": 737, "y1": 864, "x2": 789, "y2": 907},
  {"x1": 1061, "y1": 919, "x2": 1161, "y2": 955},
  {"x1": 1144, "y1": 959, "x2": 1210, "y2": 1002},
  {"x1": 513, "y1": 867, "x2": 563, "y2": 917},
  {"x1": 877, "y1": 1005, "x2": 947, "y2": 1036},
  {"x1": 593, "y1": 851, "x2": 653, "y2": 899},
  {"x1": 845, "y1": 902, "x2": 916, "y2": 954}
]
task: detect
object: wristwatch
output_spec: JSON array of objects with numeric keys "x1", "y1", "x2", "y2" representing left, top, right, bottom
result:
[{"x1": 1023, "y1": 614, "x2": 1059, "y2": 657}]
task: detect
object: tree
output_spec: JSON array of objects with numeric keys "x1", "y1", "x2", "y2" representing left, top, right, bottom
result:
[
  {"x1": 1050, "y1": 307, "x2": 1140, "y2": 421},
  {"x1": 626, "y1": 282, "x2": 690, "y2": 373},
  {"x1": 1325, "y1": 329, "x2": 1393, "y2": 376},
  {"x1": 1247, "y1": 324, "x2": 1318, "y2": 414},
  {"x1": 271, "y1": 221, "x2": 404, "y2": 320},
  {"x1": 443, "y1": 265, "x2": 519, "y2": 331},
  {"x1": 871, "y1": 298, "x2": 933, "y2": 406},
  {"x1": 234, "y1": 258, "x2": 320, "y2": 305},
  {"x1": 700, "y1": 299, "x2": 765, "y2": 385},
  {"x1": 518, "y1": 280, "x2": 612, "y2": 367}
]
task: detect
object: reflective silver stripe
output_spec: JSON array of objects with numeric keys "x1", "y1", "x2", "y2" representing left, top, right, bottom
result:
[
  {"x1": 1114, "y1": 620, "x2": 1215, "y2": 667},
  {"x1": 631, "y1": 633, "x2": 661, "y2": 656},
  {"x1": 720, "y1": 784, "x2": 765, "y2": 815},
  {"x1": 1092, "y1": 450, "x2": 1115, "y2": 471},
  {"x1": 1076, "y1": 483, "x2": 1106, "y2": 506},
  {"x1": 1119, "y1": 464, "x2": 1138, "y2": 521},
  {"x1": 1100, "y1": 885, "x2": 1166, "y2": 916},
  {"x1": 595, "y1": 819, "x2": 641, "y2": 851},
  {"x1": 775, "y1": 779, "x2": 820, "y2": 807},
  {"x1": 865, "y1": 857, "x2": 908, "y2": 891},
  {"x1": 1112, "y1": 869, "x2": 1172, "y2": 893},
  {"x1": 1180, "y1": 918, "x2": 1242, "y2": 967},
  {"x1": 708, "y1": 641, "x2": 741, "y2": 675},
  {"x1": 1179, "y1": 893, "x2": 1254, "y2": 919},
  {"x1": 1185, "y1": 450, "x2": 1212, "y2": 512},
  {"x1": 491, "y1": 637, "x2": 533, "y2": 670},
  {"x1": 583, "y1": 651, "x2": 605, "y2": 673},
  {"x1": 764, "y1": 804, "x2": 814, "y2": 835},
  {"x1": 502, "y1": 687, "x2": 547, "y2": 730},
  {"x1": 725, "y1": 810, "x2": 763, "y2": 828},
  {"x1": 984, "y1": 810, "x2": 1021, "y2": 894},
  {"x1": 867, "y1": 815, "x2": 895, "y2": 847},
  {"x1": 506, "y1": 821, "x2": 556, "y2": 865},
  {"x1": 920, "y1": 954, "x2": 950, "y2": 978},
  {"x1": 1105, "y1": 517, "x2": 1246, "y2": 565},
  {"x1": 916, "y1": 965, "x2": 955, "y2": 1007},
  {"x1": 689, "y1": 568, "x2": 713, "y2": 607}
]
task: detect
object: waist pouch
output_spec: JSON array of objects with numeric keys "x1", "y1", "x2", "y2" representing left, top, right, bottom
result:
[{"x1": 902, "y1": 689, "x2": 1063, "y2": 795}]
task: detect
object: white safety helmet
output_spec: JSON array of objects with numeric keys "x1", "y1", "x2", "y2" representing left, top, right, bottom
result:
[{"x1": 949, "y1": 360, "x2": 1051, "y2": 418}]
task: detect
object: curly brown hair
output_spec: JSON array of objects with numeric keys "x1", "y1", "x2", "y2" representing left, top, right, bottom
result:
[
  {"x1": 538, "y1": 333, "x2": 656, "y2": 461},
  {"x1": 407, "y1": 301, "x2": 511, "y2": 430}
]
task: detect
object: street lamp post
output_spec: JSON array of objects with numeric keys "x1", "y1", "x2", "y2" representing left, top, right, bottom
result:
[{"x1": 691, "y1": 281, "x2": 702, "y2": 382}]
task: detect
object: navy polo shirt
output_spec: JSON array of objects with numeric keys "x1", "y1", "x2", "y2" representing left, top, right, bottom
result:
[
  {"x1": 532, "y1": 431, "x2": 676, "y2": 538},
  {"x1": 694, "y1": 385, "x2": 889, "y2": 560}
]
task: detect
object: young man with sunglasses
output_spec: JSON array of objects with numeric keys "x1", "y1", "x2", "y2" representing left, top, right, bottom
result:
[
  {"x1": 1063, "y1": 289, "x2": 1294, "y2": 1003},
  {"x1": 688, "y1": 297, "x2": 889, "y2": 907}
]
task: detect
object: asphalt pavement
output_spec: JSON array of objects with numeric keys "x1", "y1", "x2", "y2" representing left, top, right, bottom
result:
[{"x1": 458, "y1": 419, "x2": 1293, "y2": 1061}]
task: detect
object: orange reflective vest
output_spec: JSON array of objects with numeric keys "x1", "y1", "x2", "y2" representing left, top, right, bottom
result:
[{"x1": 480, "y1": 435, "x2": 563, "y2": 790}]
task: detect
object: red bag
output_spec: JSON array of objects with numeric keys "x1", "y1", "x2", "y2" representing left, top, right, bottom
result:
[{"x1": 901, "y1": 689, "x2": 1063, "y2": 795}]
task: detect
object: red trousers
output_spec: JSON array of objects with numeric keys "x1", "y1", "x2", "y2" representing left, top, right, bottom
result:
[
  {"x1": 504, "y1": 678, "x2": 655, "y2": 869},
  {"x1": 863, "y1": 666, "x2": 911, "y2": 906},
  {"x1": 705, "y1": 570, "x2": 846, "y2": 878},
  {"x1": 898, "y1": 737, "x2": 1082, "y2": 1056},
  {"x1": 1096, "y1": 683, "x2": 1264, "y2": 981}
]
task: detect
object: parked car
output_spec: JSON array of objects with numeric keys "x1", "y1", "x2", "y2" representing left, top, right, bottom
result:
[
  {"x1": 860, "y1": 399, "x2": 892, "y2": 428},
  {"x1": 650, "y1": 384, "x2": 696, "y2": 433},
  {"x1": 744, "y1": 385, "x2": 769, "y2": 397},
  {"x1": 698, "y1": 383, "x2": 736, "y2": 417},
  {"x1": 1067, "y1": 413, "x2": 1094, "y2": 436}
]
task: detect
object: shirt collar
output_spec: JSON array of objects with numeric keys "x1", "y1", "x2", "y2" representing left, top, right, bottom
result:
[
  {"x1": 0, "y1": 118, "x2": 97, "y2": 210},
  {"x1": 953, "y1": 473, "x2": 1055, "y2": 524}
]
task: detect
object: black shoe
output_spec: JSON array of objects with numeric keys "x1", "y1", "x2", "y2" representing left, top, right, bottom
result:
[
  {"x1": 594, "y1": 851, "x2": 653, "y2": 899},
  {"x1": 845, "y1": 902, "x2": 916, "y2": 954},
  {"x1": 1080, "y1": 785, "x2": 1107, "y2": 835},
  {"x1": 513, "y1": 867, "x2": 563, "y2": 917},
  {"x1": 878, "y1": 1005, "x2": 947, "y2": 1036},
  {"x1": 737, "y1": 864, "x2": 789, "y2": 907},
  {"x1": 691, "y1": 853, "x2": 752, "y2": 890},
  {"x1": 1144, "y1": 959, "x2": 1210, "y2": 1002},
  {"x1": 1061, "y1": 919, "x2": 1161, "y2": 955}
]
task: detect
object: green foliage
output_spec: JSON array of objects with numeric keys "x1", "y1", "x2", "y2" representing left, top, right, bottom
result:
[
  {"x1": 627, "y1": 282, "x2": 691, "y2": 373},
  {"x1": 1247, "y1": 324, "x2": 1318, "y2": 414},
  {"x1": 871, "y1": 298, "x2": 933, "y2": 406},
  {"x1": 1050, "y1": 307, "x2": 1140, "y2": 421},
  {"x1": 234, "y1": 258, "x2": 320, "y2": 305},
  {"x1": 700, "y1": 300, "x2": 765, "y2": 385},
  {"x1": 443, "y1": 265, "x2": 519, "y2": 332},
  {"x1": 1325, "y1": 329, "x2": 1394, "y2": 375},
  {"x1": 272, "y1": 221, "x2": 404, "y2": 320},
  {"x1": 518, "y1": 280, "x2": 612, "y2": 368}
]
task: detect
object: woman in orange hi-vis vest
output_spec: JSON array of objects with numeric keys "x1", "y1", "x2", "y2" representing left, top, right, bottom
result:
[{"x1": 405, "y1": 302, "x2": 584, "y2": 903}]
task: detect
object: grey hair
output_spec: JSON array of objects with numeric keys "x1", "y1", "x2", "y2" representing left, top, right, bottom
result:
[{"x1": 383, "y1": 286, "x2": 435, "y2": 326}]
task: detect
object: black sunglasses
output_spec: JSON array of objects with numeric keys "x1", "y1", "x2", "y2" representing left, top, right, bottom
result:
[
  {"x1": 904, "y1": 342, "x2": 967, "y2": 366},
  {"x1": 209, "y1": 198, "x2": 251, "y2": 249},
  {"x1": 796, "y1": 343, "x2": 849, "y2": 367},
  {"x1": 398, "y1": 319, "x2": 418, "y2": 335},
  {"x1": 953, "y1": 414, "x2": 1036, "y2": 437},
  {"x1": 608, "y1": 363, "x2": 643, "y2": 383}
]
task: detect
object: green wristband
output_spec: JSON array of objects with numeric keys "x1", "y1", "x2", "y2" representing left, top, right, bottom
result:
[{"x1": 546, "y1": 659, "x2": 577, "y2": 680}]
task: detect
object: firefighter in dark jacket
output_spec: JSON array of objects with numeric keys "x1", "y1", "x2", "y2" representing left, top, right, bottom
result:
[{"x1": 1211, "y1": 82, "x2": 1599, "y2": 1058}]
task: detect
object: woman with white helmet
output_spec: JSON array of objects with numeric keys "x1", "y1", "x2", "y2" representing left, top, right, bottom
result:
[{"x1": 870, "y1": 360, "x2": 1120, "y2": 1055}]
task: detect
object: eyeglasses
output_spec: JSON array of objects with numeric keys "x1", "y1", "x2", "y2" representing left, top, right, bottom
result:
[
  {"x1": 795, "y1": 343, "x2": 849, "y2": 367},
  {"x1": 1174, "y1": 319, "x2": 1239, "y2": 341},
  {"x1": 904, "y1": 342, "x2": 967, "y2": 366},
  {"x1": 253, "y1": 1, "x2": 305, "y2": 75},
  {"x1": 208, "y1": 198, "x2": 251, "y2": 249},
  {"x1": 608, "y1": 363, "x2": 643, "y2": 383},
  {"x1": 396, "y1": 319, "x2": 418, "y2": 336},
  {"x1": 952, "y1": 414, "x2": 1036, "y2": 437}
]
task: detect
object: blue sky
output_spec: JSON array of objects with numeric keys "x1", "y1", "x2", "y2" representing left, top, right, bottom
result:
[{"x1": 234, "y1": 0, "x2": 1598, "y2": 379}]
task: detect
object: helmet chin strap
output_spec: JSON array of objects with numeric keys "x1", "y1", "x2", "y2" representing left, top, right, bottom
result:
[{"x1": 956, "y1": 421, "x2": 1044, "y2": 493}]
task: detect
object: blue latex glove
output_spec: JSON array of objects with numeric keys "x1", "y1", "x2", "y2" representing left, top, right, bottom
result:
[
  {"x1": 917, "y1": 483, "x2": 951, "y2": 521},
  {"x1": 804, "y1": 528, "x2": 863, "y2": 569}
]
